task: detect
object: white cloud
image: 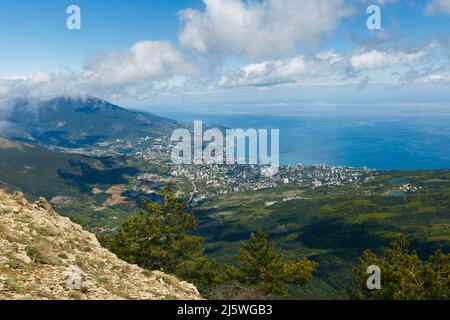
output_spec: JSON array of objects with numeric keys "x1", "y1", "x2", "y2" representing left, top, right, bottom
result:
[
  {"x1": 218, "y1": 51, "x2": 345, "y2": 87},
  {"x1": 0, "y1": 34, "x2": 446, "y2": 105},
  {"x1": 398, "y1": 62, "x2": 450, "y2": 85},
  {"x1": 219, "y1": 57, "x2": 307, "y2": 87},
  {"x1": 85, "y1": 41, "x2": 200, "y2": 86},
  {"x1": 350, "y1": 49, "x2": 427, "y2": 71},
  {"x1": 179, "y1": 0, "x2": 352, "y2": 59},
  {"x1": 0, "y1": 41, "x2": 202, "y2": 103},
  {"x1": 0, "y1": 70, "x2": 85, "y2": 102},
  {"x1": 426, "y1": 0, "x2": 450, "y2": 15},
  {"x1": 218, "y1": 45, "x2": 440, "y2": 89}
]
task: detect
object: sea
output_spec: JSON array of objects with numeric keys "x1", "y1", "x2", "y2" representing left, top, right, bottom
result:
[{"x1": 154, "y1": 104, "x2": 450, "y2": 171}]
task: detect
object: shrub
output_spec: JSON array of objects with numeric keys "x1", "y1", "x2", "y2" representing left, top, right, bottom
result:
[{"x1": 26, "y1": 239, "x2": 58, "y2": 265}]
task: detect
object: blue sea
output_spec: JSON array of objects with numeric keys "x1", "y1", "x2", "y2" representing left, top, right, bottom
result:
[{"x1": 154, "y1": 104, "x2": 450, "y2": 171}]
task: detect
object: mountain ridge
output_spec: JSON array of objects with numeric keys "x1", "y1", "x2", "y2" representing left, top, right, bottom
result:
[
  {"x1": 1, "y1": 96, "x2": 181, "y2": 149},
  {"x1": 0, "y1": 187, "x2": 201, "y2": 300}
]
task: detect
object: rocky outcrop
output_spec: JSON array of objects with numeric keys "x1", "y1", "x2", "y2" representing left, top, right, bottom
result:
[{"x1": 0, "y1": 189, "x2": 201, "y2": 300}]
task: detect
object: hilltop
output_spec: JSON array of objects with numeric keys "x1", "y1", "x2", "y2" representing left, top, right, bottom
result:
[
  {"x1": 0, "y1": 188, "x2": 201, "y2": 300},
  {"x1": 1, "y1": 96, "x2": 181, "y2": 152}
]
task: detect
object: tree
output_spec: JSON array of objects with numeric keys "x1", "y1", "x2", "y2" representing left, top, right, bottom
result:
[
  {"x1": 223, "y1": 232, "x2": 317, "y2": 298},
  {"x1": 351, "y1": 234, "x2": 449, "y2": 300},
  {"x1": 108, "y1": 188, "x2": 317, "y2": 297},
  {"x1": 109, "y1": 183, "x2": 219, "y2": 289}
]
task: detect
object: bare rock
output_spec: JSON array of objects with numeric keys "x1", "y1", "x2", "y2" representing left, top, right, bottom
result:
[
  {"x1": 0, "y1": 188, "x2": 202, "y2": 300},
  {"x1": 34, "y1": 197, "x2": 53, "y2": 211}
]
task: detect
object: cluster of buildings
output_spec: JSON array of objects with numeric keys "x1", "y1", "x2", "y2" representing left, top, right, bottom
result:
[
  {"x1": 68, "y1": 134, "x2": 376, "y2": 205},
  {"x1": 168, "y1": 163, "x2": 375, "y2": 199}
]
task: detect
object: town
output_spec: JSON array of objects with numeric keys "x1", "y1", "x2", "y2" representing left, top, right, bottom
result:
[
  {"x1": 131, "y1": 162, "x2": 376, "y2": 207},
  {"x1": 53, "y1": 132, "x2": 377, "y2": 207}
]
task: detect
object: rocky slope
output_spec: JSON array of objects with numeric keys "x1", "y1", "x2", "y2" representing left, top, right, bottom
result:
[{"x1": 0, "y1": 188, "x2": 201, "y2": 300}]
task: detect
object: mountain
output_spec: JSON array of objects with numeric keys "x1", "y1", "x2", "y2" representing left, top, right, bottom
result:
[
  {"x1": 1, "y1": 96, "x2": 181, "y2": 148},
  {"x1": 0, "y1": 188, "x2": 201, "y2": 300}
]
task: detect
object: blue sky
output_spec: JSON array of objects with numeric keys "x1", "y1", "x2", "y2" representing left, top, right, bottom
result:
[
  {"x1": 0, "y1": 1, "x2": 200, "y2": 75},
  {"x1": 0, "y1": 0, "x2": 450, "y2": 110}
]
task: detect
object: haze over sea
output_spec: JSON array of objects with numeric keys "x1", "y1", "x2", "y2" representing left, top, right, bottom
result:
[{"x1": 153, "y1": 104, "x2": 450, "y2": 171}]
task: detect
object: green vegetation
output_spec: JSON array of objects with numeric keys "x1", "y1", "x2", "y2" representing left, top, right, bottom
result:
[
  {"x1": 1, "y1": 135, "x2": 448, "y2": 299},
  {"x1": 194, "y1": 170, "x2": 450, "y2": 299},
  {"x1": 7, "y1": 96, "x2": 180, "y2": 147},
  {"x1": 221, "y1": 232, "x2": 317, "y2": 298},
  {"x1": 0, "y1": 138, "x2": 171, "y2": 228},
  {"x1": 105, "y1": 184, "x2": 221, "y2": 291},
  {"x1": 104, "y1": 186, "x2": 317, "y2": 298},
  {"x1": 351, "y1": 234, "x2": 449, "y2": 300}
]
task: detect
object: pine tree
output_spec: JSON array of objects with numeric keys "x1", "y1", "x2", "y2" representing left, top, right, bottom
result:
[
  {"x1": 233, "y1": 232, "x2": 317, "y2": 297},
  {"x1": 109, "y1": 184, "x2": 219, "y2": 289},
  {"x1": 352, "y1": 234, "x2": 449, "y2": 300}
]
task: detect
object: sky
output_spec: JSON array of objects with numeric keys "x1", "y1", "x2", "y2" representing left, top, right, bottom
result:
[{"x1": 0, "y1": 0, "x2": 450, "y2": 111}]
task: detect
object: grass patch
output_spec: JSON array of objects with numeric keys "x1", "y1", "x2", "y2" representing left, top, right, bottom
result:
[
  {"x1": 26, "y1": 239, "x2": 59, "y2": 265},
  {"x1": 349, "y1": 213, "x2": 399, "y2": 224},
  {"x1": 417, "y1": 207, "x2": 438, "y2": 214}
]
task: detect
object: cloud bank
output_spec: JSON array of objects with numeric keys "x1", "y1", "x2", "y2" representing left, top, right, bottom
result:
[
  {"x1": 1, "y1": 0, "x2": 450, "y2": 105},
  {"x1": 0, "y1": 40, "x2": 201, "y2": 103}
]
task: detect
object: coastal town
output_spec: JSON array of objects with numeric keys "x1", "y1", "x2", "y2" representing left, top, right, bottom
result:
[
  {"x1": 47, "y1": 127, "x2": 378, "y2": 209},
  {"x1": 68, "y1": 131, "x2": 378, "y2": 205},
  {"x1": 128, "y1": 161, "x2": 376, "y2": 206}
]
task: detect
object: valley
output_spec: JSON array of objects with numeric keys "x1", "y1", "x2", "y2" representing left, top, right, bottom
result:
[
  {"x1": 0, "y1": 96, "x2": 448, "y2": 300},
  {"x1": 194, "y1": 170, "x2": 450, "y2": 298}
]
